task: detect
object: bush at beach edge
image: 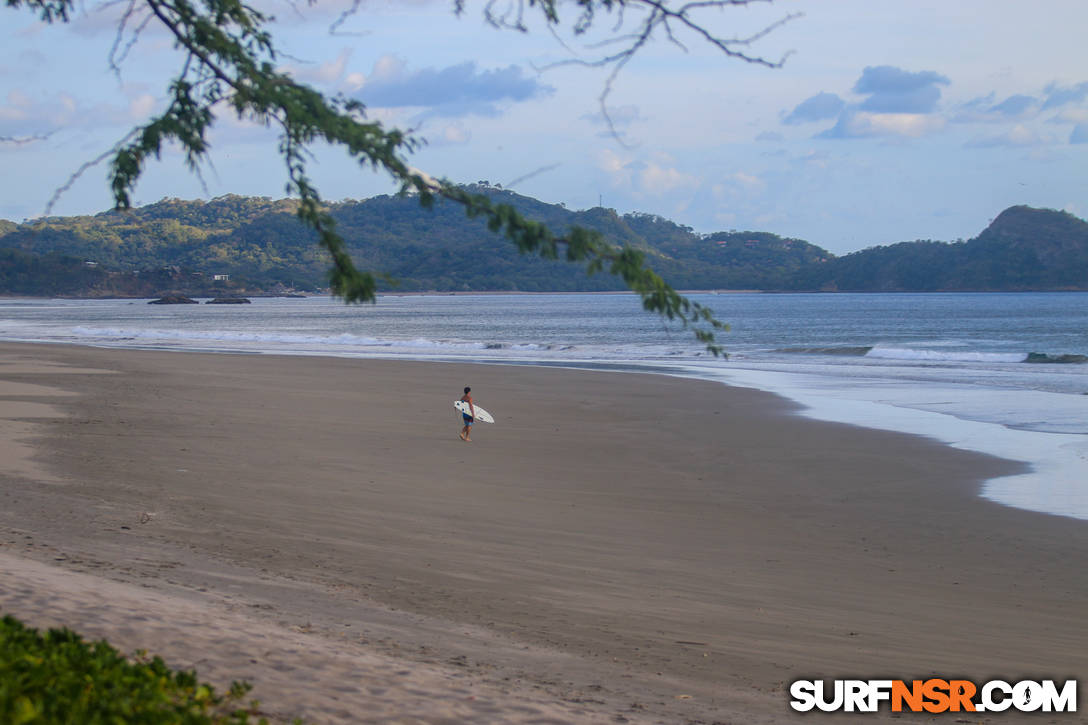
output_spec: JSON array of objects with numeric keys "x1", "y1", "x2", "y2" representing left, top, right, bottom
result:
[{"x1": 0, "y1": 614, "x2": 279, "y2": 724}]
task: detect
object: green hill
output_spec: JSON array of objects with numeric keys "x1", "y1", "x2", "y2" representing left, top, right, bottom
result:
[
  {"x1": 789, "y1": 206, "x2": 1088, "y2": 292},
  {"x1": 0, "y1": 191, "x2": 1084, "y2": 297},
  {"x1": 0, "y1": 187, "x2": 836, "y2": 296}
]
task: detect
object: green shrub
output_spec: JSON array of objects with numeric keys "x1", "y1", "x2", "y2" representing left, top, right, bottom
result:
[{"x1": 0, "y1": 614, "x2": 267, "y2": 724}]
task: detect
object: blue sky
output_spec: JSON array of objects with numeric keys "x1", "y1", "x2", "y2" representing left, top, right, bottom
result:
[{"x1": 2, "y1": 0, "x2": 1087, "y2": 255}]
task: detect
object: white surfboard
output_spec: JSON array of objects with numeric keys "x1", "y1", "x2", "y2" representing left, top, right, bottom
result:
[{"x1": 454, "y1": 400, "x2": 495, "y2": 423}]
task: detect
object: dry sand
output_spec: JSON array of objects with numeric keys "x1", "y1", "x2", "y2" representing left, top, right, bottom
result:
[{"x1": 1, "y1": 342, "x2": 1086, "y2": 723}]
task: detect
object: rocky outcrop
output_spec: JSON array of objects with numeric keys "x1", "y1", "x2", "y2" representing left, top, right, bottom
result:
[{"x1": 149, "y1": 295, "x2": 198, "y2": 304}]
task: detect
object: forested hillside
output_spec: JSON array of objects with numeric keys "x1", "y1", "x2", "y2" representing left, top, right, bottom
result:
[
  {"x1": 0, "y1": 188, "x2": 1084, "y2": 297},
  {"x1": 0, "y1": 186, "x2": 831, "y2": 296},
  {"x1": 788, "y1": 206, "x2": 1088, "y2": 291}
]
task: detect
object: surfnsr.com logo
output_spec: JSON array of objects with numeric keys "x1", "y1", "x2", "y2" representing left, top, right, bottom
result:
[{"x1": 789, "y1": 679, "x2": 1077, "y2": 713}]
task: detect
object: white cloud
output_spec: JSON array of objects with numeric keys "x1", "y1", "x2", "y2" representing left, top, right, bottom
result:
[
  {"x1": 730, "y1": 171, "x2": 766, "y2": 192},
  {"x1": 966, "y1": 124, "x2": 1053, "y2": 148},
  {"x1": 7, "y1": 89, "x2": 32, "y2": 108},
  {"x1": 1051, "y1": 108, "x2": 1088, "y2": 124},
  {"x1": 430, "y1": 121, "x2": 471, "y2": 146},
  {"x1": 344, "y1": 72, "x2": 366, "y2": 92},
  {"x1": 599, "y1": 149, "x2": 699, "y2": 196},
  {"x1": 370, "y1": 54, "x2": 406, "y2": 83},
  {"x1": 0, "y1": 90, "x2": 90, "y2": 135},
  {"x1": 599, "y1": 148, "x2": 625, "y2": 176},
  {"x1": 822, "y1": 111, "x2": 945, "y2": 139},
  {"x1": 711, "y1": 171, "x2": 767, "y2": 203},
  {"x1": 129, "y1": 94, "x2": 156, "y2": 120},
  {"x1": 283, "y1": 48, "x2": 353, "y2": 87},
  {"x1": 639, "y1": 163, "x2": 698, "y2": 194}
]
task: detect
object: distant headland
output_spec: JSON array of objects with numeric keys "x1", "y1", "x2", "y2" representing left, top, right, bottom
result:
[{"x1": 1, "y1": 187, "x2": 1085, "y2": 297}]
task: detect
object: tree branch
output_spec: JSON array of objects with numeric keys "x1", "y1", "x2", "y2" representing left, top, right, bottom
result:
[{"x1": 5, "y1": 0, "x2": 799, "y2": 355}]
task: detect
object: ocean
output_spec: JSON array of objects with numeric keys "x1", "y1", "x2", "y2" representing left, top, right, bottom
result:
[{"x1": 2, "y1": 291, "x2": 1086, "y2": 521}]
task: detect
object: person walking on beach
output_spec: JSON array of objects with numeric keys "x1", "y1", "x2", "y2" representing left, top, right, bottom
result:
[{"x1": 459, "y1": 387, "x2": 475, "y2": 442}]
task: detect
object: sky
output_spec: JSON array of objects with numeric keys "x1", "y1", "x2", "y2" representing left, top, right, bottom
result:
[{"x1": 2, "y1": 0, "x2": 1087, "y2": 255}]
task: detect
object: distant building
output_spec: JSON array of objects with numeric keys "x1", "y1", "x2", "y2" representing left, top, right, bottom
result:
[{"x1": 213, "y1": 274, "x2": 230, "y2": 281}]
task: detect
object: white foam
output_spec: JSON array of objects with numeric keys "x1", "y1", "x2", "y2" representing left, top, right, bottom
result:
[
  {"x1": 675, "y1": 363, "x2": 1088, "y2": 522},
  {"x1": 70, "y1": 326, "x2": 505, "y2": 352},
  {"x1": 865, "y1": 346, "x2": 1026, "y2": 363}
]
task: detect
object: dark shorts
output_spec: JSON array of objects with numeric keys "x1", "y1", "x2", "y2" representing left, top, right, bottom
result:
[{"x1": 462, "y1": 413, "x2": 474, "y2": 425}]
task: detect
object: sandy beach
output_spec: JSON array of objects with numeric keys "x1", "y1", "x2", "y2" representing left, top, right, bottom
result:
[{"x1": 1, "y1": 341, "x2": 1086, "y2": 723}]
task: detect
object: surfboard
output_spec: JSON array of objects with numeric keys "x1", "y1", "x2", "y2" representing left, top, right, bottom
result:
[{"x1": 454, "y1": 400, "x2": 495, "y2": 423}]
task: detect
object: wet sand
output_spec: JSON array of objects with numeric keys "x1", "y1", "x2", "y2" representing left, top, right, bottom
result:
[{"x1": 1, "y1": 342, "x2": 1086, "y2": 723}]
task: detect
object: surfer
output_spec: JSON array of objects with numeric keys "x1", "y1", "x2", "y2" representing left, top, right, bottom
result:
[{"x1": 459, "y1": 387, "x2": 475, "y2": 442}]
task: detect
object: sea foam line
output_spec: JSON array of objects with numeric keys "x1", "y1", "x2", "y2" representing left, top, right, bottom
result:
[
  {"x1": 674, "y1": 363, "x2": 1088, "y2": 522},
  {"x1": 69, "y1": 326, "x2": 509, "y2": 351},
  {"x1": 779, "y1": 345, "x2": 1086, "y2": 364}
]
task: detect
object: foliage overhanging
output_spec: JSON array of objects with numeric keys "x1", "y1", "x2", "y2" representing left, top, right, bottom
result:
[{"x1": 5, "y1": 0, "x2": 800, "y2": 355}]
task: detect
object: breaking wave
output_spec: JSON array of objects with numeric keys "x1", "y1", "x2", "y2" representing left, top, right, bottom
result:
[
  {"x1": 780, "y1": 344, "x2": 1087, "y2": 365},
  {"x1": 776, "y1": 346, "x2": 873, "y2": 356},
  {"x1": 865, "y1": 347, "x2": 1027, "y2": 363}
]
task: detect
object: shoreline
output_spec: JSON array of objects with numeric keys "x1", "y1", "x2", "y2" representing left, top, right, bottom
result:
[
  {"x1": 7, "y1": 289, "x2": 1088, "y2": 302},
  {"x1": 2, "y1": 342, "x2": 1087, "y2": 723},
  {"x1": 19, "y1": 336, "x2": 1078, "y2": 522},
  {"x1": 6, "y1": 332, "x2": 1088, "y2": 521},
  {"x1": 677, "y1": 362, "x2": 1088, "y2": 522}
]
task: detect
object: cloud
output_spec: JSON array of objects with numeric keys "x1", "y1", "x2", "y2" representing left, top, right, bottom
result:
[
  {"x1": 755, "y1": 131, "x2": 783, "y2": 142},
  {"x1": 1, "y1": 89, "x2": 81, "y2": 136},
  {"x1": 284, "y1": 49, "x2": 353, "y2": 87},
  {"x1": 599, "y1": 150, "x2": 699, "y2": 197},
  {"x1": 428, "y1": 121, "x2": 471, "y2": 146},
  {"x1": 728, "y1": 171, "x2": 766, "y2": 192},
  {"x1": 785, "y1": 66, "x2": 950, "y2": 140},
  {"x1": 344, "y1": 72, "x2": 366, "y2": 91},
  {"x1": 638, "y1": 163, "x2": 698, "y2": 194},
  {"x1": 957, "y1": 92, "x2": 995, "y2": 117},
  {"x1": 1042, "y1": 81, "x2": 1088, "y2": 110},
  {"x1": 966, "y1": 124, "x2": 1051, "y2": 148},
  {"x1": 853, "y1": 65, "x2": 950, "y2": 114},
  {"x1": 951, "y1": 82, "x2": 1088, "y2": 143},
  {"x1": 955, "y1": 92, "x2": 1038, "y2": 123},
  {"x1": 990, "y1": 94, "x2": 1037, "y2": 117},
  {"x1": 1, "y1": 86, "x2": 171, "y2": 140},
  {"x1": 128, "y1": 93, "x2": 156, "y2": 120},
  {"x1": 1051, "y1": 108, "x2": 1088, "y2": 124},
  {"x1": 782, "y1": 92, "x2": 845, "y2": 125},
  {"x1": 356, "y1": 57, "x2": 553, "y2": 117},
  {"x1": 819, "y1": 110, "x2": 945, "y2": 139}
]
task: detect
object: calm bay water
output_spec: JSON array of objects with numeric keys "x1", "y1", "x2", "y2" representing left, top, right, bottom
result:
[{"x1": 2, "y1": 292, "x2": 1086, "y2": 520}]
